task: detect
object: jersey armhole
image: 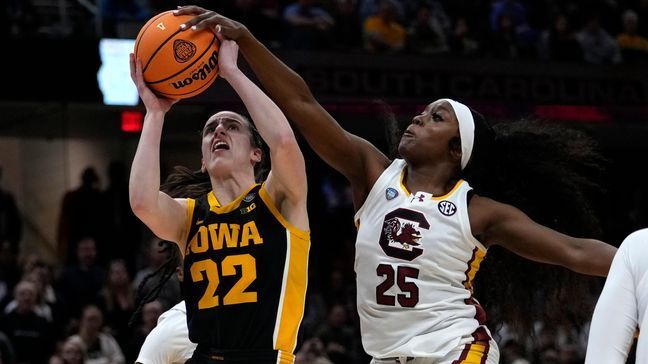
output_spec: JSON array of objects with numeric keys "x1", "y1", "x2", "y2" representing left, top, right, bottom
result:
[
  {"x1": 460, "y1": 186, "x2": 487, "y2": 253},
  {"x1": 179, "y1": 198, "x2": 196, "y2": 257},
  {"x1": 259, "y1": 184, "x2": 310, "y2": 241}
]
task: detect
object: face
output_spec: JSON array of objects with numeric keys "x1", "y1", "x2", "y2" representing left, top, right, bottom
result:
[
  {"x1": 201, "y1": 111, "x2": 261, "y2": 178},
  {"x1": 398, "y1": 100, "x2": 461, "y2": 166},
  {"x1": 108, "y1": 261, "x2": 129, "y2": 287},
  {"x1": 81, "y1": 306, "x2": 103, "y2": 333},
  {"x1": 62, "y1": 340, "x2": 85, "y2": 364}
]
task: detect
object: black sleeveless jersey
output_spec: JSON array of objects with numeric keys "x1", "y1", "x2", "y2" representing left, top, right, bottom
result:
[{"x1": 181, "y1": 184, "x2": 310, "y2": 363}]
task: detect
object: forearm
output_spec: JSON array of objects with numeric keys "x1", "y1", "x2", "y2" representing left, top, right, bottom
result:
[
  {"x1": 573, "y1": 238, "x2": 617, "y2": 277},
  {"x1": 223, "y1": 69, "x2": 295, "y2": 149},
  {"x1": 129, "y1": 111, "x2": 165, "y2": 213}
]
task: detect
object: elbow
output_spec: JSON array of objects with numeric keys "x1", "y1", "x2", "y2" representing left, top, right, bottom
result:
[{"x1": 129, "y1": 192, "x2": 153, "y2": 219}]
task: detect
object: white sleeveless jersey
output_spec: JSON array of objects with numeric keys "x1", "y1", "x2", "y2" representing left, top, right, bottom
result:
[{"x1": 354, "y1": 159, "x2": 491, "y2": 359}]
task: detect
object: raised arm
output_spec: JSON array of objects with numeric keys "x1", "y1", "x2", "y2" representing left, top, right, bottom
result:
[
  {"x1": 469, "y1": 195, "x2": 616, "y2": 277},
  {"x1": 174, "y1": 6, "x2": 390, "y2": 207},
  {"x1": 128, "y1": 53, "x2": 188, "y2": 247},
  {"x1": 217, "y1": 38, "x2": 308, "y2": 231}
]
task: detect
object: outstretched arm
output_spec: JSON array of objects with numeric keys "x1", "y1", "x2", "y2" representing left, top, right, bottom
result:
[
  {"x1": 174, "y1": 6, "x2": 390, "y2": 208},
  {"x1": 469, "y1": 195, "x2": 616, "y2": 277},
  {"x1": 128, "y1": 54, "x2": 188, "y2": 247},
  {"x1": 218, "y1": 38, "x2": 308, "y2": 231}
]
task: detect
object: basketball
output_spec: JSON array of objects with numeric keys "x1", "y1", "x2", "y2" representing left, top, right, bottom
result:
[{"x1": 134, "y1": 10, "x2": 220, "y2": 99}]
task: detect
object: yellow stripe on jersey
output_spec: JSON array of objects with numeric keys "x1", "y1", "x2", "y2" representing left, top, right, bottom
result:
[
  {"x1": 180, "y1": 198, "x2": 196, "y2": 257},
  {"x1": 277, "y1": 350, "x2": 295, "y2": 364},
  {"x1": 464, "y1": 247, "x2": 486, "y2": 292},
  {"x1": 458, "y1": 342, "x2": 489, "y2": 363},
  {"x1": 207, "y1": 184, "x2": 260, "y2": 214},
  {"x1": 273, "y1": 230, "x2": 310, "y2": 353},
  {"x1": 431, "y1": 179, "x2": 464, "y2": 200},
  {"x1": 399, "y1": 166, "x2": 411, "y2": 196},
  {"x1": 258, "y1": 184, "x2": 310, "y2": 240}
]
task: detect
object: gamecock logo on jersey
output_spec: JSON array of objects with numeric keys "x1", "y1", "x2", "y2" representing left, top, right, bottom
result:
[
  {"x1": 173, "y1": 39, "x2": 197, "y2": 63},
  {"x1": 379, "y1": 208, "x2": 430, "y2": 261}
]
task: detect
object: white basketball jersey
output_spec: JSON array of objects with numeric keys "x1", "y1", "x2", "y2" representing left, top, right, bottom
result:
[
  {"x1": 354, "y1": 159, "x2": 492, "y2": 359},
  {"x1": 136, "y1": 301, "x2": 197, "y2": 364}
]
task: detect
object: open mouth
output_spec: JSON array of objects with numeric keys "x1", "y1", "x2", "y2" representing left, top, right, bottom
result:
[{"x1": 212, "y1": 140, "x2": 230, "y2": 152}]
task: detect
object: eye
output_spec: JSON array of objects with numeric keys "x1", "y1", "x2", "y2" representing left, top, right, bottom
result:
[
  {"x1": 203, "y1": 125, "x2": 215, "y2": 135},
  {"x1": 432, "y1": 112, "x2": 443, "y2": 122},
  {"x1": 227, "y1": 124, "x2": 238, "y2": 131}
]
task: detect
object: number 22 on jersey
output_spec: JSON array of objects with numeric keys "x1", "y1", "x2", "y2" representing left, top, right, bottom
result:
[{"x1": 190, "y1": 253, "x2": 258, "y2": 309}]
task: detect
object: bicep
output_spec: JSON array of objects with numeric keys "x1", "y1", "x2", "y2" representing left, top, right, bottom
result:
[
  {"x1": 481, "y1": 200, "x2": 579, "y2": 266},
  {"x1": 585, "y1": 249, "x2": 637, "y2": 363},
  {"x1": 288, "y1": 100, "x2": 389, "y2": 184}
]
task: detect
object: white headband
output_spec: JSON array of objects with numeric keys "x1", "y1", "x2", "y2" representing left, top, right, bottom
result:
[{"x1": 440, "y1": 98, "x2": 475, "y2": 170}]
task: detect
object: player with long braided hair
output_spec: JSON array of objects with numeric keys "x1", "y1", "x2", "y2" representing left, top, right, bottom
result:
[{"x1": 173, "y1": 8, "x2": 616, "y2": 364}]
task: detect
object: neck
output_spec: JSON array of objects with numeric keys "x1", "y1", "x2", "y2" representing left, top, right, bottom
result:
[
  {"x1": 209, "y1": 171, "x2": 257, "y2": 206},
  {"x1": 404, "y1": 160, "x2": 460, "y2": 196}
]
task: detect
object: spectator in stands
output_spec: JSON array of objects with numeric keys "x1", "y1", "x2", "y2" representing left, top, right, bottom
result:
[
  {"x1": 363, "y1": 0, "x2": 406, "y2": 53},
  {"x1": 100, "y1": 161, "x2": 142, "y2": 274},
  {"x1": 295, "y1": 337, "x2": 333, "y2": 364},
  {"x1": 57, "y1": 238, "x2": 105, "y2": 318},
  {"x1": 282, "y1": 0, "x2": 335, "y2": 49},
  {"x1": 96, "y1": 259, "x2": 135, "y2": 350},
  {"x1": 537, "y1": 13, "x2": 583, "y2": 62},
  {"x1": 50, "y1": 335, "x2": 87, "y2": 364},
  {"x1": 126, "y1": 300, "x2": 162, "y2": 363},
  {"x1": 70, "y1": 305, "x2": 124, "y2": 364},
  {"x1": 132, "y1": 239, "x2": 180, "y2": 311},
  {"x1": 315, "y1": 304, "x2": 356, "y2": 363},
  {"x1": 448, "y1": 16, "x2": 480, "y2": 56},
  {"x1": 220, "y1": 0, "x2": 282, "y2": 45},
  {"x1": 0, "y1": 165, "x2": 22, "y2": 257},
  {"x1": 0, "y1": 280, "x2": 55, "y2": 364},
  {"x1": 407, "y1": 2, "x2": 450, "y2": 55},
  {"x1": 57, "y1": 167, "x2": 103, "y2": 265},
  {"x1": 489, "y1": 13, "x2": 520, "y2": 59},
  {"x1": 617, "y1": 10, "x2": 648, "y2": 63},
  {"x1": 489, "y1": 0, "x2": 537, "y2": 57},
  {"x1": 331, "y1": 0, "x2": 363, "y2": 51},
  {"x1": 576, "y1": 14, "x2": 622, "y2": 64}
]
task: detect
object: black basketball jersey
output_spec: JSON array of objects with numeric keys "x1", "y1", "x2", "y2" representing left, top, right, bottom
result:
[{"x1": 181, "y1": 183, "x2": 310, "y2": 363}]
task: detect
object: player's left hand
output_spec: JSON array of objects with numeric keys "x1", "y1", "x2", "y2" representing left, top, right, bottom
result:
[{"x1": 217, "y1": 39, "x2": 240, "y2": 80}]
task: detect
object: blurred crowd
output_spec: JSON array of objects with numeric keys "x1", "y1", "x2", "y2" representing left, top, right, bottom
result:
[{"x1": 1, "y1": 0, "x2": 648, "y2": 65}]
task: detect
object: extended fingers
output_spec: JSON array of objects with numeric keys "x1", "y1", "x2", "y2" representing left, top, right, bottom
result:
[
  {"x1": 178, "y1": 11, "x2": 215, "y2": 30},
  {"x1": 173, "y1": 5, "x2": 207, "y2": 16}
]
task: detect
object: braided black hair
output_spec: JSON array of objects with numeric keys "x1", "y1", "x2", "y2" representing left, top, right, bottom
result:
[{"x1": 128, "y1": 240, "x2": 181, "y2": 327}]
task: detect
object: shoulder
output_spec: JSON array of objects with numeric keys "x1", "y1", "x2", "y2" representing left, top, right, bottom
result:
[
  {"x1": 467, "y1": 194, "x2": 518, "y2": 235},
  {"x1": 619, "y1": 229, "x2": 648, "y2": 263}
]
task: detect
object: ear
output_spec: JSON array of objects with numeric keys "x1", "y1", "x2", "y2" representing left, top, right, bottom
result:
[
  {"x1": 251, "y1": 148, "x2": 262, "y2": 164},
  {"x1": 200, "y1": 159, "x2": 206, "y2": 173},
  {"x1": 449, "y1": 137, "x2": 462, "y2": 163}
]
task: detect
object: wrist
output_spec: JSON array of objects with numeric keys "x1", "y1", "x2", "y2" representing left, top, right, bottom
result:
[{"x1": 145, "y1": 109, "x2": 166, "y2": 121}]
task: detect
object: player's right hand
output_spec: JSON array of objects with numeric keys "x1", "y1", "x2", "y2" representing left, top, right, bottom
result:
[
  {"x1": 129, "y1": 53, "x2": 178, "y2": 113},
  {"x1": 174, "y1": 6, "x2": 249, "y2": 41}
]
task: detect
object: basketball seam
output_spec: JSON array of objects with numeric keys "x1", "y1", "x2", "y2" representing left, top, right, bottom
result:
[
  {"x1": 134, "y1": 11, "x2": 171, "y2": 60},
  {"x1": 146, "y1": 34, "x2": 218, "y2": 84},
  {"x1": 141, "y1": 26, "x2": 188, "y2": 73}
]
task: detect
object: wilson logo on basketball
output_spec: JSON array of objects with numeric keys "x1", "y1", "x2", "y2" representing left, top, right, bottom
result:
[
  {"x1": 173, "y1": 39, "x2": 197, "y2": 63},
  {"x1": 171, "y1": 50, "x2": 219, "y2": 90}
]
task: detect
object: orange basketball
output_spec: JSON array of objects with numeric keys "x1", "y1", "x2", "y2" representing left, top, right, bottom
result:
[{"x1": 134, "y1": 10, "x2": 220, "y2": 99}]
